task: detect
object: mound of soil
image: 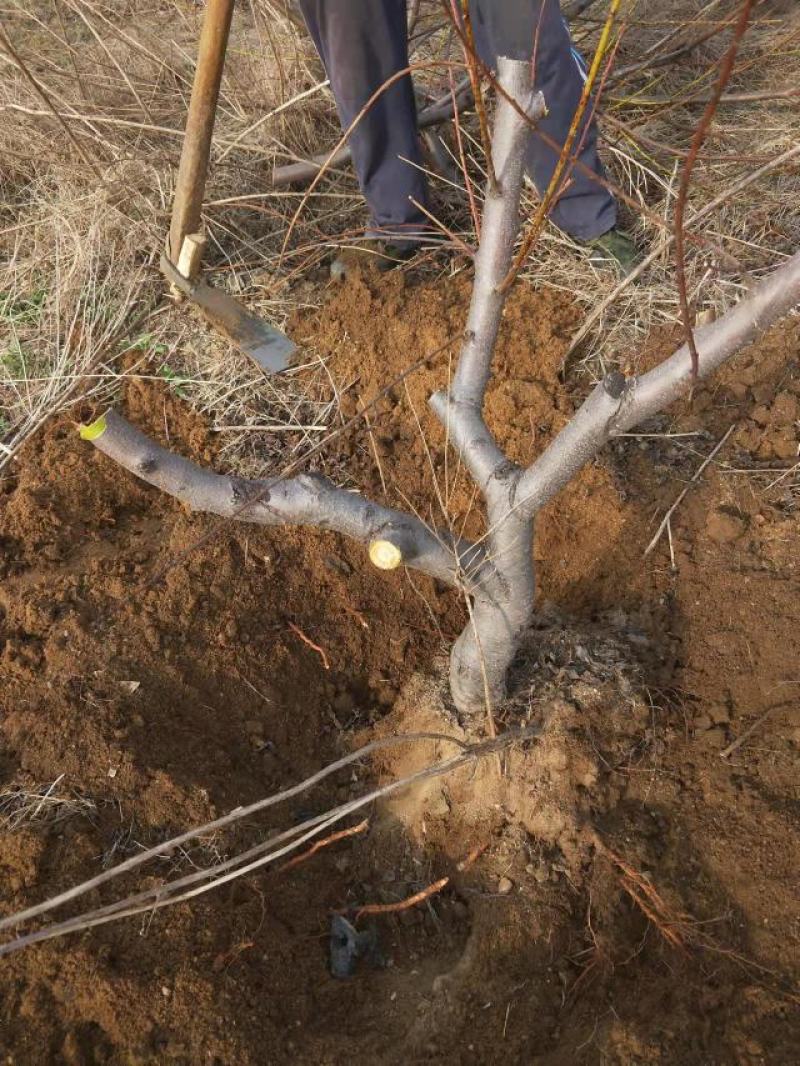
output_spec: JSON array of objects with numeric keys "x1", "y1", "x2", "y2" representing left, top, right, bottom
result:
[{"x1": 1, "y1": 269, "x2": 798, "y2": 1064}]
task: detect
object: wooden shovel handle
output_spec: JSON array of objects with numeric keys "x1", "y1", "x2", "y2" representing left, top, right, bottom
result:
[{"x1": 168, "y1": 0, "x2": 235, "y2": 266}]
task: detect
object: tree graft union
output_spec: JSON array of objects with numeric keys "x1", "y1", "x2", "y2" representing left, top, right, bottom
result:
[{"x1": 82, "y1": 58, "x2": 800, "y2": 720}]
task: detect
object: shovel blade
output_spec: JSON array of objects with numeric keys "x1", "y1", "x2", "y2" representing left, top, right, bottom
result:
[{"x1": 161, "y1": 255, "x2": 295, "y2": 373}]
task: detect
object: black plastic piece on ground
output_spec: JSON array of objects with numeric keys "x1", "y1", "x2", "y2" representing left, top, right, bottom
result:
[{"x1": 329, "y1": 914, "x2": 383, "y2": 979}]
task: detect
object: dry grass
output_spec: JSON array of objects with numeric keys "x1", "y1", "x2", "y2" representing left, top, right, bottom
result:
[
  {"x1": 1, "y1": 0, "x2": 798, "y2": 484},
  {"x1": 0, "y1": 775, "x2": 96, "y2": 831},
  {"x1": 517, "y1": 1, "x2": 800, "y2": 378}
]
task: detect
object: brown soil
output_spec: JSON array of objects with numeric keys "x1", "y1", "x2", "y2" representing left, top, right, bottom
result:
[{"x1": 1, "y1": 269, "x2": 799, "y2": 1065}]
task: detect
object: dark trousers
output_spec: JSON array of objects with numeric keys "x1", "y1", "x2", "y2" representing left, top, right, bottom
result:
[{"x1": 297, "y1": 0, "x2": 616, "y2": 243}]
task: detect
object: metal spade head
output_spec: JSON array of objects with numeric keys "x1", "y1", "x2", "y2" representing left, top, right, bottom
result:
[{"x1": 160, "y1": 254, "x2": 295, "y2": 374}]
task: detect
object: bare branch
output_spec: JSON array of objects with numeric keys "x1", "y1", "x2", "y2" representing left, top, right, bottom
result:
[
  {"x1": 449, "y1": 59, "x2": 545, "y2": 408},
  {"x1": 517, "y1": 250, "x2": 800, "y2": 517},
  {"x1": 85, "y1": 410, "x2": 481, "y2": 587}
]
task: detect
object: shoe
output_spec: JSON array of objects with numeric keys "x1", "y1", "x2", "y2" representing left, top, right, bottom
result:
[
  {"x1": 329, "y1": 238, "x2": 418, "y2": 282},
  {"x1": 586, "y1": 228, "x2": 640, "y2": 274}
]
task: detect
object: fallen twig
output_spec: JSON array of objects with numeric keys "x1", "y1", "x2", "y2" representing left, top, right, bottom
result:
[
  {"x1": 643, "y1": 426, "x2": 735, "y2": 557},
  {"x1": 0, "y1": 727, "x2": 538, "y2": 956},
  {"x1": 342, "y1": 604, "x2": 370, "y2": 630},
  {"x1": 719, "y1": 700, "x2": 794, "y2": 759},
  {"x1": 212, "y1": 940, "x2": 254, "y2": 973},
  {"x1": 0, "y1": 731, "x2": 471, "y2": 937}
]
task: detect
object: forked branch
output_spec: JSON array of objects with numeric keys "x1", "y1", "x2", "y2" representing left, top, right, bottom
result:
[{"x1": 83, "y1": 58, "x2": 800, "y2": 720}]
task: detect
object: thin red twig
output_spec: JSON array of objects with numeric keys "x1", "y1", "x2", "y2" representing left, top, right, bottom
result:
[
  {"x1": 456, "y1": 841, "x2": 489, "y2": 871},
  {"x1": 674, "y1": 0, "x2": 756, "y2": 377},
  {"x1": 454, "y1": 0, "x2": 496, "y2": 192},
  {"x1": 449, "y1": 67, "x2": 481, "y2": 238}
]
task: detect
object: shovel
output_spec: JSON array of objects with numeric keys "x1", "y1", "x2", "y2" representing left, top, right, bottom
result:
[{"x1": 164, "y1": 0, "x2": 295, "y2": 374}]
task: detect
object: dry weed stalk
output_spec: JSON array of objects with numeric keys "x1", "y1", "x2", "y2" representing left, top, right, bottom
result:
[
  {"x1": 0, "y1": 777, "x2": 96, "y2": 831},
  {"x1": 0, "y1": 726, "x2": 538, "y2": 956}
]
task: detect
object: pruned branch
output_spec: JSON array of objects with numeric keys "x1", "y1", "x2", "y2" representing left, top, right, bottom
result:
[{"x1": 85, "y1": 410, "x2": 482, "y2": 587}]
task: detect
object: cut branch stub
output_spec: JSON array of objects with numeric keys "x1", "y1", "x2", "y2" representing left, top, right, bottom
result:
[{"x1": 369, "y1": 539, "x2": 403, "y2": 571}]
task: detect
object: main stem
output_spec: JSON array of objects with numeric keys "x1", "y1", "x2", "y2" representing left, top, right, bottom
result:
[{"x1": 433, "y1": 58, "x2": 542, "y2": 715}]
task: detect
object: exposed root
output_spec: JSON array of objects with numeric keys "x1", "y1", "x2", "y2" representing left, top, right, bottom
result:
[{"x1": 597, "y1": 839, "x2": 692, "y2": 951}]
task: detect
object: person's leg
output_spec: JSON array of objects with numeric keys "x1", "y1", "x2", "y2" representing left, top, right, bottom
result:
[
  {"x1": 470, "y1": 0, "x2": 616, "y2": 241},
  {"x1": 297, "y1": 0, "x2": 429, "y2": 245}
]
